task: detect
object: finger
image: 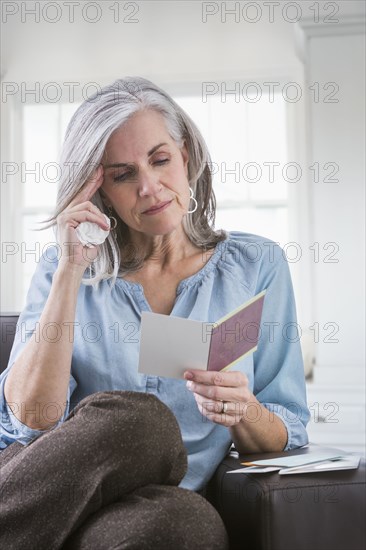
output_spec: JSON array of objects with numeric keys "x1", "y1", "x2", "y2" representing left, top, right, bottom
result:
[
  {"x1": 194, "y1": 394, "x2": 238, "y2": 415},
  {"x1": 66, "y1": 200, "x2": 104, "y2": 217},
  {"x1": 186, "y1": 380, "x2": 243, "y2": 403},
  {"x1": 184, "y1": 369, "x2": 247, "y2": 388},
  {"x1": 59, "y1": 210, "x2": 110, "y2": 230},
  {"x1": 194, "y1": 394, "x2": 221, "y2": 413},
  {"x1": 195, "y1": 401, "x2": 236, "y2": 427},
  {"x1": 69, "y1": 165, "x2": 104, "y2": 208}
]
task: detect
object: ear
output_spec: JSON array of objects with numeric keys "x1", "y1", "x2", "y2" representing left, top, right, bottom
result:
[
  {"x1": 99, "y1": 188, "x2": 111, "y2": 208},
  {"x1": 181, "y1": 141, "x2": 189, "y2": 175}
]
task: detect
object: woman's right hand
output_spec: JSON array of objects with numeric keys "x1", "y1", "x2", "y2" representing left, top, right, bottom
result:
[{"x1": 56, "y1": 165, "x2": 110, "y2": 272}]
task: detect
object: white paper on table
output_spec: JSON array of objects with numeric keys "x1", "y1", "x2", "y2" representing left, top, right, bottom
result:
[
  {"x1": 278, "y1": 455, "x2": 360, "y2": 475},
  {"x1": 227, "y1": 466, "x2": 281, "y2": 474},
  {"x1": 240, "y1": 451, "x2": 347, "y2": 469}
]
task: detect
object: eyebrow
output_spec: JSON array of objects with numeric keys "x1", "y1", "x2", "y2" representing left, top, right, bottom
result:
[{"x1": 103, "y1": 142, "x2": 168, "y2": 169}]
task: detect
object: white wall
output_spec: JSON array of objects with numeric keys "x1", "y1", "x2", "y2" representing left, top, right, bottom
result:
[
  {"x1": 310, "y1": 33, "x2": 365, "y2": 374},
  {"x1": 1, "y1": 1, "x2": 302, "y2": 83},
  {"x1": 298, "y1": 18, "x2": 365, "y2": 379},
  {"x1": 296, "y1": 4, "x2": 365, "y2": 451}
]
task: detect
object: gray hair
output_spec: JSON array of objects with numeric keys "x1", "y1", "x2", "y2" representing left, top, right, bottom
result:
[{"x1": 41, "y1": 76, "x2": 227, "y2": 287}]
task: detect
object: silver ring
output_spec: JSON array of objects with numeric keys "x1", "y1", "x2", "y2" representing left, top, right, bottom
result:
[{"x1": 221, "y1": 401, "x2": 228, "y2": 414}]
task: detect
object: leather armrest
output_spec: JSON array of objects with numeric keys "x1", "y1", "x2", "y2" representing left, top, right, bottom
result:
[
  {"x1": 0, "y1": 314, "x2": 19, "y2": 374},
  {"x1": 206, "y1": 449, "x2": 366, "y2": 550}
]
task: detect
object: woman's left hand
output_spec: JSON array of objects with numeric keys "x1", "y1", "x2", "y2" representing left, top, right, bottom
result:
[{"x1": 184, "y1": 369, "x2": 258, "y2": 427}]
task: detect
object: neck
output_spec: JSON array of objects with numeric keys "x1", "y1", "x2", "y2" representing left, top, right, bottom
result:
[{"x1": 126, "y1": 226, "x2": 199, "y2": 272}]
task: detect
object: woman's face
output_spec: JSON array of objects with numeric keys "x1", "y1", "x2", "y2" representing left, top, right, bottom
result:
[{"x1": 100, "y1": 109, "x2": 190, "y2": 237}]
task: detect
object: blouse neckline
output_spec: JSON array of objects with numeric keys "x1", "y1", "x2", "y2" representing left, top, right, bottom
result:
[{"x1": 114, "y1": 233, "x2": 230, "y2": 296}]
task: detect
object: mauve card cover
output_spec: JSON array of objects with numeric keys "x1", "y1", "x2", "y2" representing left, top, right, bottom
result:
[{"x1": 207, "y1": 290, "x2": 266, "y2": 372}]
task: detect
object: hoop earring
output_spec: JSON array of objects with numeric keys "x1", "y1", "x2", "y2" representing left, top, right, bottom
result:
[
  {"x1": 187, "y1": 187, "x2": 198, "y2": 214},
  {"x1": 108, "y1": 206, "x2": 118, "y2": 230}
]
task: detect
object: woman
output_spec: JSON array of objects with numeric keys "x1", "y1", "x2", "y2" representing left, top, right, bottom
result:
[{"x1": 0, "y1": 77, "x2": 309, "y2": 549}]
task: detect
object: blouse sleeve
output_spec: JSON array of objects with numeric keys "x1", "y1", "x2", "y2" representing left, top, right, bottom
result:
[
  {"x1": 252, "y1": 239, "x2": 310, "y2": 450},
  {"x1": 0, "y1": 246, "x2": 78, "y2": 449}
]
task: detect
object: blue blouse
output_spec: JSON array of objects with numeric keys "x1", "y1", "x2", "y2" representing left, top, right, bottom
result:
[{"x1": 0, "y1": 231, "x2": 310, "y2": 491}]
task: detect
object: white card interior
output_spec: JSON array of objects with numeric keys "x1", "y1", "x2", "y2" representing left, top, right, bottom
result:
[{"x1": 138, "y1": 312, "x2": 212, "y2": 379}]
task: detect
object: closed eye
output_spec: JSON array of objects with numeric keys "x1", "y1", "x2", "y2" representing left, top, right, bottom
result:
[
  {"x1": 113, "y1": 159, "x2": 169, "y2": 183},
  {"x1": 113, "y1": 170, "x2": 136, "y2": 182},
  {"x1": 154, "y1": 158, "x2": 169, "y2": 165},
  {"x1": 113, "y1": 172, "x2": 133, "y2": 183}
]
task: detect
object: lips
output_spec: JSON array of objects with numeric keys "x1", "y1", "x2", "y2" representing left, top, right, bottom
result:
[{"x1": 142, "y1": 200, "x2": 172, "y2": 214}]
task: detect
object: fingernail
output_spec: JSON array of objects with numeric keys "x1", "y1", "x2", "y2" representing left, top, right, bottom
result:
[
  {"x1": 184, "y1": 371, "x2": 194, "y2": 380},
  {"x1": 186, "y1": 381, "x2": 193, "y2": 390}
]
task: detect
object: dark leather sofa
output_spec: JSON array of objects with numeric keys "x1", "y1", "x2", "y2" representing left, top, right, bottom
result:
[{"x1": 1, "y1": 313, "x2": 365, "y2": 550}]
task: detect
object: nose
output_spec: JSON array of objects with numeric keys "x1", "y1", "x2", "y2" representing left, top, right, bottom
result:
[{"x1": 137, "y1": 170, "x2": 163, "y2": 198}]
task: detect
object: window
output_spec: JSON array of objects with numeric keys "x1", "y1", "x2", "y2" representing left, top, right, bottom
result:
[
  {"x1": 175, "y1": 93, "x2": 289, "y2": 243},
  {"x1": 21, "y1": 102, "x2": 81, "y2": 304},
  {"x1": 19, "y1": 90, "x2": 289, "y2": 307}
]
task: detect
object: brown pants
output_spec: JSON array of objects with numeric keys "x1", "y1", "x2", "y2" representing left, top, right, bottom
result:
[{"x1": 0, "y1": 391, "x2": 229, "y2": 549}]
